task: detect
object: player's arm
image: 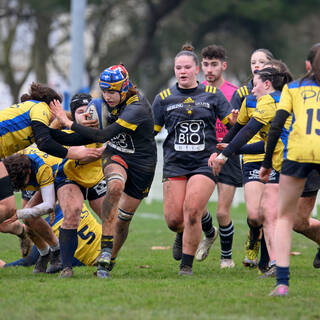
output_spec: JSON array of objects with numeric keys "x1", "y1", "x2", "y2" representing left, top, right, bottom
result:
[
  {"x1": 262, "y1": 109, "x2": 290, "y2": 169},
  {"x1": 16, "y1": 184, "x2": 56, "y2": 220},
  {"x1": 221, "y1": 118, "x2": 264, "y2": 158}
]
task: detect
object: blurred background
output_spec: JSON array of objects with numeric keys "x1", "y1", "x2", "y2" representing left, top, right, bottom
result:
[{"x1": 0, "y1": 0, "x2": 319, "y2": 109}]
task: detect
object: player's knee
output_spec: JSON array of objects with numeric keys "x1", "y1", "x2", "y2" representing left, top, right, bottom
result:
[
  {"x1": 293, "y1": 217, "x2": 310, "y2": 232},
  {"x1": 107, "y1": 173, "x2": 125, "y2": 201},
  {"x1": 63, "y1": 206, "x2": 82, "y2": 228},
  {"x1": 166, "y1": 216, "x2": 183, "y2": 232},
  {"x1": 216, "y1": 210, "x2": 229, "y2": 221}
]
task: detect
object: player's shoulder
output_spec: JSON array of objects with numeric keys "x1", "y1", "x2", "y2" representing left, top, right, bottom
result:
[{"x1": 157, "y1": 87, "x2": 172, "y2": 101}]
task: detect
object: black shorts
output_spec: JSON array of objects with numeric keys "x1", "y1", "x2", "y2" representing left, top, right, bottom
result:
[
  {"x1": 242, "y1": 161, "x2": 279, "y2": 184},
  {"x1": 0, "y1": 175, "x2": 14, "y2": 201},
  {"x1": 301, "y1": 170, "x2": 320, "y2": 197},
  {"x1": 282, "y1": 159, "x2": 320, "y2": 179},
  {"x1": 217, "y1": 154, "x2": 242, "y2": 187},
  {"x1": 55, "y1": 177, "x2": 107, "y2": 201},
  {"x1": 103, "y1": 151, "x2": 155, "y2": 200}
]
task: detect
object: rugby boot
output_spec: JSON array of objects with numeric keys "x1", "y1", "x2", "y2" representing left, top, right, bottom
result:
[
  {"x1": 195, "y1": 226, "x2": 218, "y2": 261},
  {"x1": 178, "y1": 265, "x2": 193, "y2": 276},
  {"x1": 46, "y1": 249, "x2": 63, "y2": 273},
  {"x1": 269, "y1": 284, "x2": 288, "y2": 297},
  {"x1": 33, "y1": 253, "x2": 50, "y2": 273}
]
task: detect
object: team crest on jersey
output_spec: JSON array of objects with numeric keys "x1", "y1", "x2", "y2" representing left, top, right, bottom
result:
[{"x1": 183, "y1": 97, "x2": 194, "y2": 104}]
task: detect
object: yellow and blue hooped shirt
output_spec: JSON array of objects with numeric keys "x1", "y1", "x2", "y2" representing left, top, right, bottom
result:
[{"x1": 0, "y1": 100, "x2": 51, "y2": 158}]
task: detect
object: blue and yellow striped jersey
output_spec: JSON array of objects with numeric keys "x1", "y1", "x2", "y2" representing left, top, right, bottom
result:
[
  {"x1": 51, "y1": 203, "x2": 101, "y2": 266},
  {"x1": 277, "y1": 79, "x2": 320, "y2": 163},
  {"x1": 253, "y1": 91, "x2": 292, "y2": 171},
  {"x1": 21, "y1": 145, "x2": 62, "y2": 191},
  {"x1": 237, "y1": 94, "x2": 265, "y2": 163},
  {"x1": 0, "y1": 100, "x2": 52, "y2": 158},
  {"x1": 56, "y1": 130, "x2": 104, "y2": 188}
]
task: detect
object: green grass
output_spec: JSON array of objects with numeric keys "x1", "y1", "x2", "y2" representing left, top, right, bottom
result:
[{"x1": 1, "y1": 199, "x2": 320, "y2": 320}]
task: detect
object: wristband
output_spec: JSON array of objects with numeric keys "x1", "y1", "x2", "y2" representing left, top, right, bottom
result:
[{"x1": 217, "y1": 153, "x2": 228, "y2": 162}]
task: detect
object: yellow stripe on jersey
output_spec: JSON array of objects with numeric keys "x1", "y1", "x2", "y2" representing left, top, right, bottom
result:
[
  {"x1": 126, "y1": 95, "x2": 139, "y2": 105},
  {"x1": 205, "y1": 85, "x2": 217, "y2": 94},
  {"x1": 220, "y1": 115, "x2": 230, "y2": 125},
  {"x1": 0, "y1": 101, "x2": 51, "y2": 158},
  {"x1": 237, "y1": 97, "x2": 264, "y2": 163},
  {"x1": 154, "y1": 124, "x2": 162, "y2": 132},
  {"x1": 244, "y1": 86, "x2": 249, "y2": 96},
  {"x1": 116, "y1": 118, "x2": 137, "y2": 131},
  {"x1": 159, "y1": 89, "x2": 171, "y2": 100}
]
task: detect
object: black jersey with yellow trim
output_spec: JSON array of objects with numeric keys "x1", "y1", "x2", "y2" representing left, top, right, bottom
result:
[
  {"x1": 230, "y1": 80, "x2": 253, "y2": 110},
  {"x1": 152, "y1": 82, "x2": 232, "y2": 176},
  {"x1": 101, "y1": 93, "x2": 157, "y2": 171}
]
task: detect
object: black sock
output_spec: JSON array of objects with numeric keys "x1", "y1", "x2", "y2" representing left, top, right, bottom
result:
[
  {"x1": 101, "y1": 235, "x2": 113, "y2": 252},
  {"x1": 59, "y1": 228, "x2": 78, "y2": 269},
  {"x1": 258, "y1": 233, "x2": 270, "y2": 270},
  {"x1": 219, "y1": 221, "x2": 234, "y2": 259},
  {"x1": 276, "y1": 266, "x2": 290, "y2": 286},
  {"x1": 180, "y1": 253, "x2": 194, "y2": 268},
  {"x1": 201, "y1": 211, "x2": 215, "y2": 238},
  {"x1": 247, "y1": 219, "x2": 261, "y2": 247}
]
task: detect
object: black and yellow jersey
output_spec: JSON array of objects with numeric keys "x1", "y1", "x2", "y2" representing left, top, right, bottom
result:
[{"x1": 152, "y1": 83, "x2": 232, "y2": 177}]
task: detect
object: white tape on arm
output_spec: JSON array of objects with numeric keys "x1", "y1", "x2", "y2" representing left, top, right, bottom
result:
[{"x1": 17, "y1": 184, "x2": 56, "y2": 219}]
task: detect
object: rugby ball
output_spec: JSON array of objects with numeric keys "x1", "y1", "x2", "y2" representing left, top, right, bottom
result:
[{"x1": 86, "y1": 99, "x2": 108, "y2": 129}]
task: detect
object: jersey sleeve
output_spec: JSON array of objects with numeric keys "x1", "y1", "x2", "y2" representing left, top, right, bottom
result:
[
  {"x1": 151, "y1": 94, "x2": 165, "y2": 134},
  {"x1": 252, "y1": 95, "x2": 276, "y2": 125},
  {"x1": 237, "y1": 98, "x2": 250, "y2": 125},
  {"x1": 277, "y1": 84, "x2": 293, "y2": 113},
  {"x1": 115, "y1": 96, "x2": 148, "y2": 131},
  {"x1": 230, "y1": 86, "x2": 249, "y2": 109},
  {"x1": 213, "y1": 88, "x2": 233, "y2": 125},
  {"x1": 29, "y1": 102, "x2": 51, "y2": 126},
  {"x1": 36, "y1": 165, "x2": 55, "y2": 188}
]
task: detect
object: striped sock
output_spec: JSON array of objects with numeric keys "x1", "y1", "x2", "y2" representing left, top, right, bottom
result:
[
  {"x1": 201, "y1": 211, "x2": 215, "y2": 238},
  {"x1": 219, "y1": 221, "x2": 234, "y2": 259}
]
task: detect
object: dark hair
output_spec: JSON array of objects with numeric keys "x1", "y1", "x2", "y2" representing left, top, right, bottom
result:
[
  {"x1": 3, "y1": 154, "x2": 31, "y2": 190},
  {"x1": 201, "y1": 45, "x2": 226, "y2": 61},
  {"x1": 175, "y1": 42, "x2": 199, "y2": 66},
  {"x1": 255, "y1": 66, "x2": 293, "y2": 91},
  {"x1": 251, "y1": 48, "x2": 274, "y2": 61},
  {"x1": 306, "y1": 43, "x2": 320, "y2": 63},
  {"x1": 70, "y1": 93, "x2": 92, "y2": 120},
  {"x1": 20, "y1": 82, "x2": 62, "y2": 105},
  {"x1": 301, "y1": 44, "x2": 320, "y2": 85}
]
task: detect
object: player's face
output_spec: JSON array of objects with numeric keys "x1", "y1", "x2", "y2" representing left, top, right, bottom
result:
[
  {"x1": 175, "y1": 55, "x2": 199, "y2": 89},
  {"x1": 252, "y1": 74, "x2": 267, "y2": 99},
  {"x1": 74, "y1": 106, "x2": 87, "y2": 124},
  {"x1": 201, "y1": 58, "x2": 226, "y2": 84},
  {"x1": 102, "y1": 90, "x2": 121, "y2": 107},
  {"x1": 251, "y1": 51, "x2": 269, "y2": 74}
]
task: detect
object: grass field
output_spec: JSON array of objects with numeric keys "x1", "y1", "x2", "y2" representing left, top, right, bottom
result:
[{"x1": 0, "y1": 199, "x2": 320, "y2": 320}]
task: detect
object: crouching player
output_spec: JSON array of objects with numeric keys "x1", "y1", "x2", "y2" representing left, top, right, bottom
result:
[
  {"x1": 3, "y1": 146, "x2": 63, "y2": 273},
  {"x1": 1, "y1": 201, "x2": 101, "y2": 268}
]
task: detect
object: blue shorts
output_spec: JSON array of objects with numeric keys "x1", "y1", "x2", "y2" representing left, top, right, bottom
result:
[{"x1": 242, "y1": 161, "x2": 279, "y2": 184}]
